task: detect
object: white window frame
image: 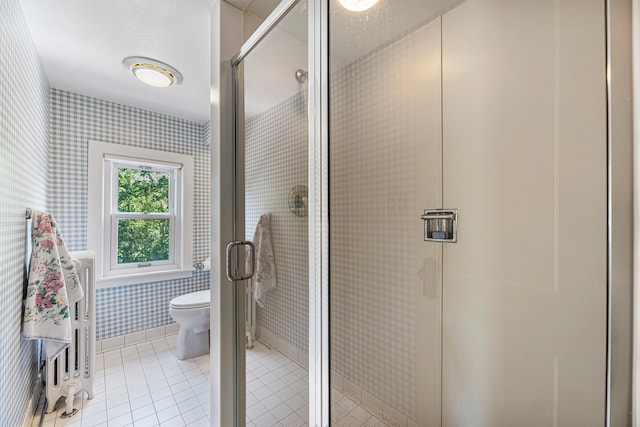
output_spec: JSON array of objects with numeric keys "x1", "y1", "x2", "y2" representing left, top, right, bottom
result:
[
  {"x1": 88, "y1": 141, "x2": 194, "y2": 288},
  {"x1": 106, "y1": 158, "x2": 178, "y2": 273}
]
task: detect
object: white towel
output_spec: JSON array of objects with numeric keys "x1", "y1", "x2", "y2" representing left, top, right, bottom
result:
[
  {"x1": 201, "y1": 256, "x2": 211, "y2": 272},
  {"x1": 250, "y1": 213, "x2": 277, "y2": 307},
  {"x1": 23, "y1": 211, "x2": 83, "y2": 360}
]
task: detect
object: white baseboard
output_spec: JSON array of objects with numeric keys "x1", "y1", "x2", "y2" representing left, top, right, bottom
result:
[
  {"x1": 331, "y1": 368, "x2": 415, "y2": 427},
  {"x1": 98, "y1": 323, "x2": 181, "y2": 353},
  {"x1": 255, "y1": 325, "x2": 414, "y2": 426},
  {"x1": 256, "y1": 325, "x2": 308, "y2": 370},
  {"x1": 21, "y1": 377, "x2": 42, "y2": 427}
]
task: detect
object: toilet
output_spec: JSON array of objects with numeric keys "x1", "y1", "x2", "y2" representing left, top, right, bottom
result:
[{"x1": 169, "y1": 290, "x2": 210, "y2": 360}]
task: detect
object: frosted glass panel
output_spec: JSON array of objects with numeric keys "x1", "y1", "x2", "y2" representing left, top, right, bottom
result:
[
  {"x1": 440, "y1": 1, "x2": 607, "y2": 425},
  {"x1": 328, "y1": 0, "x2": 607, "y2": 426},
  {"x1": 328, "y1": 1, "x2": 452, "y2": 424}
]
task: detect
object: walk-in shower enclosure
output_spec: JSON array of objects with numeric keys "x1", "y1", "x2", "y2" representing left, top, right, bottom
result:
[{"x1": 210, "y1": 0, "x2": 633, "y2": 425}]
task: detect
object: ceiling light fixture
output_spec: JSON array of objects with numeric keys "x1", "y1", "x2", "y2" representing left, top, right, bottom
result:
[
  {"x1": 123, "y1": 56, "x2": 183, "y2": 88},
  {"x1": 338, "y1": 0, "x2": 379, "y2": 12}
]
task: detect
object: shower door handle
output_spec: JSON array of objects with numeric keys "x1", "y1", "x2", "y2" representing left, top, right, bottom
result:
[{"x1": 226, "y1": 240, "x2": 256, "y2": 282}]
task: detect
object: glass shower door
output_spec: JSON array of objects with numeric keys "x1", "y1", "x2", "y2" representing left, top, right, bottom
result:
[
  {"x1": 328, "y1": 2, "x2": 446, "y2": 425},
  {"x1": 327, "y1": 0, "x2": 608, "y2": 426},
  {"x1": 439, "y1": 1, "x2": 607, "y2": 425},
  {"x1": 232, "y1": 1, "x2": 311, "y2": 425}
]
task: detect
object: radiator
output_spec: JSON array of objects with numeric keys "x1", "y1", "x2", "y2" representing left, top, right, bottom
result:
[
  {"x1": 246, "y1": 280, "x2": 256, "y2": 349},
  {"x1": 45, "y1": 251, "x2": 96, "y2": 417}
]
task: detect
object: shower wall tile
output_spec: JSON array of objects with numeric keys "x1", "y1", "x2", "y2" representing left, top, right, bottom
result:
[
  {"x1": 329, "y1": 20, "x2": 442, "y2": 422},
  {"x1": 245, "y1": 19, "x2": 439, "y2": 422},
  {"x1": 0, "y1": 0, "x2": 50, "y2": 425},
  {"x1": 245, "y1": 92, "x2": 309, "y2": 355},
  {"x1": 48, "y1": 89, "x2": 211, "y2": 340}
]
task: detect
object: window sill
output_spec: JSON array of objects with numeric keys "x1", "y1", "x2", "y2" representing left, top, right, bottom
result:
[{"x1": 96, "y1": 268, "x2": 194, "y2": 289}]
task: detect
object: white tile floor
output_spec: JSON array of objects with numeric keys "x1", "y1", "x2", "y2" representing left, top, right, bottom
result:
[
  {"x1": 31, "y1": 335, "x2": 391, "y2": 427},
  {"x1": 245, "y1": 341, "x2": 307, "y2": 427},
  {"x1": 246, "y1": 341, "x2": 394, "y2": 427},
  {"x1": 32, "y1": 335, "x2": 211, "y2": 427}
]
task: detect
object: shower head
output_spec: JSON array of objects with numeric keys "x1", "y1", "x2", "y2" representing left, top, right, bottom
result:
[{"x1": 295, "y1": 69, "x2": 308, "y2": 83}]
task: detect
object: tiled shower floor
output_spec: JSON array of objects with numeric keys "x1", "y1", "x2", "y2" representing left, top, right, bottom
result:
[{"x1": 31, "y1": 335, "x2": 392, "y2": 427}]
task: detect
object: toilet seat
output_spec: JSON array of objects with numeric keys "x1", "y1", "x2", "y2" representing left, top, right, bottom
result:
[{"x1": 170, "y1": 290, "x2": 210, "y2": 310}]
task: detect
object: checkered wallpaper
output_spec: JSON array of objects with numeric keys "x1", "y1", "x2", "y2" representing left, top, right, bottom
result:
[
  {"x1": 329, "y1": 21, "x2": 442, "y2": 421},
  {"x1": 244, "y1": 23, "x2": 436, "y2": 420},
  {"x1": 0, "y1": 1, "x2": 50, "y2": 425},
  {"x1": 96, "y1": 271, "x2": 210, "y2": 340},
  {"x1": 245, "y1": 91, "x2": 309, "y2": 355},
  {"x1": 48, "y1": 89, "x2": 211, "y2": 340}
]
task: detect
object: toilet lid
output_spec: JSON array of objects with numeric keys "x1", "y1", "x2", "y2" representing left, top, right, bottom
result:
[{"x1": 170, "y1": 290, "x2": 210, "y2": 309}]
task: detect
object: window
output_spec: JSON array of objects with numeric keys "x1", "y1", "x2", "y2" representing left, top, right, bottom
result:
[
  {"x1": 88, "y1": 141, "x2": 193, "y2": 288},
  {"x1": 109, "y1": 160, "x2": 176, "y2": 271}
]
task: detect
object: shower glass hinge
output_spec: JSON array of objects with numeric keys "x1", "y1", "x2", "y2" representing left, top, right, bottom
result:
[{"x1": 421, "y1": 209, "x2": 458, "y2": 242}]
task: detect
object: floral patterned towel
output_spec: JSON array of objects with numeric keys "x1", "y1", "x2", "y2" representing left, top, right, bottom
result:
[
  {"x1": 23, "y1": 211, "x2": 83, "y2": 360},
  {"x1": 251, "y1": 213, "x2": 277, "y2": 307}
]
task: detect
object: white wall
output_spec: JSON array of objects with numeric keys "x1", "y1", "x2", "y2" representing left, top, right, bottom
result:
[
  {"x1": 209, "y1": 1, "x2": 245, "y2": 425},
  {"x1": 442, "y1": 0, "x2": 606, "y2": 424}
]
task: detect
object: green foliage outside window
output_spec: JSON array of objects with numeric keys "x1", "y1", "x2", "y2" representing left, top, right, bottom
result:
[
  {"x1": 118, "y1": 168, "x2": 169, "y2": 213},
  {"x1": 117, "y1": 168, "x2": 171, "y2": 264},
  {"x1": 118, "y1": 219, "x2": 170, "y2": 264}
]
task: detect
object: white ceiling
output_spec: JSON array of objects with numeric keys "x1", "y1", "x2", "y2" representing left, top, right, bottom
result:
[
  {"x1": 19, "y1": 0, "x2": 282, "y2": 124},
  {"x1": 240, "y1": 0, "x2": 465, "y2": 117},
  {"x1": 328, "y1": 0, "x2": 465, "y2": 66},
  {"x1": 20, "y1": 0, "x2": 463, "y2": 124},
  {"x1": 229, "y1": 0, "x2": 282, "y2": 20}
]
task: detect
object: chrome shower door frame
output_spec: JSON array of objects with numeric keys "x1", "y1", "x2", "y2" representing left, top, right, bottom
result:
[{"x1": 228, "y1": 0, "x2": 328, "y2": 426}]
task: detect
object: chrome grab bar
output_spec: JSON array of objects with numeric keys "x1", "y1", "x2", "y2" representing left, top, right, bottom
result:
[{"x1": 420, "y1": 213, "x2": 455, "y2": 220}]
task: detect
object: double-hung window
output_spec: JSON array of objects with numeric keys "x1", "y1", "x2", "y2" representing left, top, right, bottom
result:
[
  {"x1": 108, "y1": 159, "x2": 177, "y2": 273},
  {"x1": 88, "y1": 141, "x2": 193, "y2": 287}
]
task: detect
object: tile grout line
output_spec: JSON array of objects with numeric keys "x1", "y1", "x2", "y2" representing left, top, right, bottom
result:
[{"x1": 32, "y1": 336, "x2": 391, "y2": 427}]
